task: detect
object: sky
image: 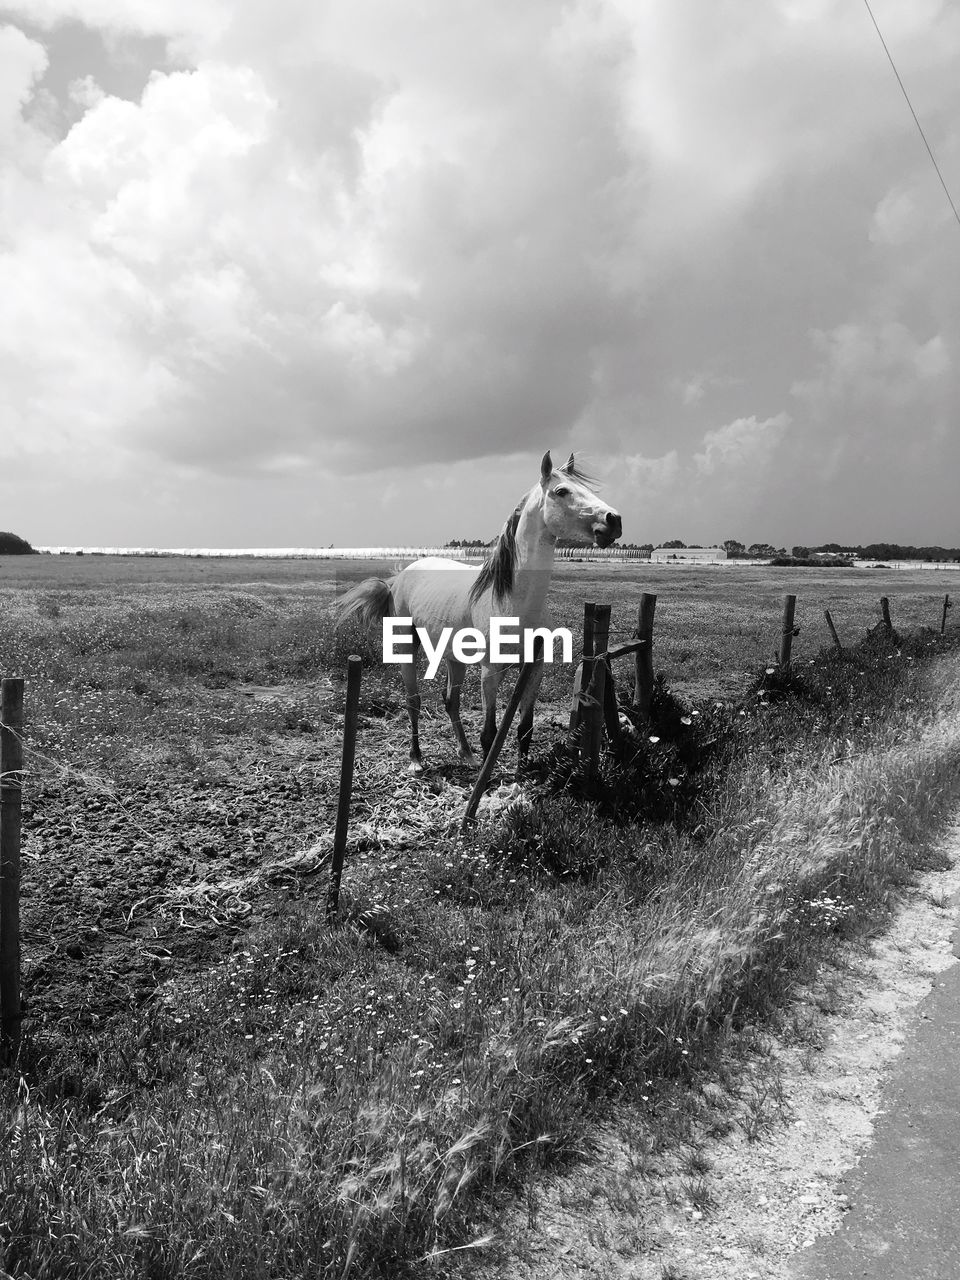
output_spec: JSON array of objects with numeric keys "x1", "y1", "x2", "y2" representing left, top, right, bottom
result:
[{"x1": 0, "y1": 0, "x2": 958, "y2": 550}]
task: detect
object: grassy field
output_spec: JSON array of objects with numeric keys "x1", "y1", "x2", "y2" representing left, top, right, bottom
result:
[
  {"x1": 1, "y1": 554, "x2": 959, "y2": 1279},
  {"x1": 1, "y1": 550, "x2": 955, "y2": 712}
]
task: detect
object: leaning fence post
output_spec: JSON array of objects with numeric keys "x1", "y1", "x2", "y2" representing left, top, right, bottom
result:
[
  {"x1": 633, "y1": 593, "x2": 657, "y2": 717},
  {"x1": 779, "y1": 595, "x2": 798, "y2": 669},
  {"x1": 941, "y1": 594, "x2": 952, "y2": 635},
  {"x1": 582, "y1": 605, "x2": 611, "y2": 781},
  {"x1": 463, "y1": 636, "x2": 545, "y2": 829},
  {"x1": 1, "y1": 677, "x2": 24, "y2": 1062},
  {"x1": 326, "y1": 656, "x2": 362, "y2": 923},
  {"x1": 880, "y1": 596, "x2": 892, "y2": 635},
  {"x1": 824, "y1": 610, "x2": 843, "y2": 654}
]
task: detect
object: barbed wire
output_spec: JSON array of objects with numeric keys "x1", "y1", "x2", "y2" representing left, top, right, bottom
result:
[{"x1": 0, "y1": 718, "x2": 175, "y2": 846}]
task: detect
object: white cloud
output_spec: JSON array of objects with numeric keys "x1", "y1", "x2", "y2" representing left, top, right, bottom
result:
[
  {"x1": 0, "y1": 23, "x2": 48, "y2": 136},
  {"x1": 2, "y1": 0, "x2": 229, "y2": 49},
  {"x1": 793, "y1": 319, "x2": 950, "y2": 409},
  {"x1": 870, "y1": 185, "x2": 923, "y2": 246},
  {"x1": 622, "y1": 450, "x2": 682, "y2": 491},
  {"x1": 68, "y1": 72, "x2": 105, "y2": 109},
  {"x1": 694, "y1": 414, "x2": 790, "y2": 478},
  {"x1": 673, "y1": 370, "x2": 743, "y2": 408},
  {"x1": 3, "y1": 11, "x2": 654, "y2": 475}
]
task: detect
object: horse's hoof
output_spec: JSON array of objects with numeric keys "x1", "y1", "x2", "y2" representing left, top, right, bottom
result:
[
  {"x1": 460, "y1": 752, "x2": 478, "y2": 768},
  {"x1": 408, "y1": 760, "x2": 424, "y2": 776}
]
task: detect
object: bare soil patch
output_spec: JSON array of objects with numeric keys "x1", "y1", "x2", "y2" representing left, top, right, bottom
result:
[{"x1": 18, "y1": 684, "x2": 507, "y2": 1050}]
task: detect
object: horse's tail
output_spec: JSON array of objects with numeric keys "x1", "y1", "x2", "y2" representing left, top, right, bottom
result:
[{"x1": 335, "y1": 576, "x2": 395, "y2": 633}]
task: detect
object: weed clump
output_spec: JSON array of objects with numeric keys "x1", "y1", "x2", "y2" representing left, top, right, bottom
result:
[
  {"x1": 524, "y1": 676, "x2": 733, "y2": 827},
  {"x1": 489, "y1": 794, "x2": 661, "y2": 883}
]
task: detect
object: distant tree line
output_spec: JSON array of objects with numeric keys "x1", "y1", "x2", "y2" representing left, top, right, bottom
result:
[
  {"x1": 807, "y1": 542, "x2": 960, "y2": 562},
  {"x1": 446, "y1": 534, "x2": 959, "y2": 561},
  {"x1": 445, "y1": 537, "x2": 657, "y2": 550},
  {"x1": 660, "y1": 539, "x2": 789, "y2": 558},
  {"x1": 722, "y1": 540, "x2": 785, "y2": 559},
  {"x1": 725, "y1": 540, "x2": 959, "y2": 562},
  {"x1": 0, "y1": 532, "x2": 36, "y2": 554}
]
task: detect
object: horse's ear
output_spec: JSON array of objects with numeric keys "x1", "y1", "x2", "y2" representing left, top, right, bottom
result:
[
  {"x1": 563, "y1": 452, "x2": 575, "y2": 474},
  {"x1": 540, "y1": 451, "x2": 552, "y2": 484}
]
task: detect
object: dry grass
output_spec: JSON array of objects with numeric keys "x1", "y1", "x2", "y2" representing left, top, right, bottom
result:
[{"x1": 1, "y1": 556, "x2": 959, "y2": 1277}]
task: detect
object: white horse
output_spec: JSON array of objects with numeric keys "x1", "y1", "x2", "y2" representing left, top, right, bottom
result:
[{"x1": 337, "y1": 450, "x2": 622, "y2": 772}]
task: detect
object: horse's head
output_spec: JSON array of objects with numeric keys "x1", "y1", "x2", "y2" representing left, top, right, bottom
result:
[{"x1": 539, "y1": 451, "x2": 622, "y2": 548}]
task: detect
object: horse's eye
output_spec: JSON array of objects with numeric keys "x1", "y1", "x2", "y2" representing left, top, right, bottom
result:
[{"x1": 553, "y1": 486, "x2": 570, "y2": 497}]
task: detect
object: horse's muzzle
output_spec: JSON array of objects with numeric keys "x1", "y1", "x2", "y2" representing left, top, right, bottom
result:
[{"x1": 592, "y1": 512, "x2": 622, "y2": 547}]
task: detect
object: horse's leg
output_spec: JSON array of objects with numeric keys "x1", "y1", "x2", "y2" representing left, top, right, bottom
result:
[
  {"x1": 442, "y1": 657, "x2": 477, "y2": 765},
  {"x1": 516, "y1": 659, "x2": 545, "y2": 769},
  {"x1": 399, "y1": 654, "x2": 423, "y2": 774},
  {"x1": 479, "y1": 663, "x2": 502, "y2": 760}
]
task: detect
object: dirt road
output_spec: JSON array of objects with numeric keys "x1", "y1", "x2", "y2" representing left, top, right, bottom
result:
[{"x1": 792, "y1": 919, "x2": 960, "y2": 1280}]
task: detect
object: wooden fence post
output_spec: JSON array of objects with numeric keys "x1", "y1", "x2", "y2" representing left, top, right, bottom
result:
[
  {"x1": 566, "y1": 662, "x2": 586, "y2": 753},
  {"x1": 633, "y1": 593, "x2": 657, "y2": 717},
  {"x1": 326, "y1": 656, "x2": 362, "y2": 923},
  {"x1": 1, "y1": 678, "x2": 24, "y2": 1062},
  {"x1": 941, "y1": 594, "x2": 951, "y2": 635},
  {"x1": 880, "y1": 596, "x2": 892, "y2": 634},
  {"x1": 602, "y1": 659, "x2": 622, "y2": 752},
  {"x1": 824, "y1": 610, "x2": 843, "y2": 654},
  {"x1": 779, "y1": 595, "x2": 798, "y2": 669},
  {"x1": 462, "y1": 636, "x2": 545, "y2": 829},
  {"x1": 567, "y1": 603, "x2": 596, "y2": 748},
  {"x1": 582, "y1": 605, "x2": 610, "y2": 781}
]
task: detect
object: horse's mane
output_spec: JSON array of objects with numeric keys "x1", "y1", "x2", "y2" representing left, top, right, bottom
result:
[
  {"x1": 564, "y1": 463, "x2": 598, "y2": 490},
  {"x1": 469, "y1": 499, "x2": 524, "y2": 606}
]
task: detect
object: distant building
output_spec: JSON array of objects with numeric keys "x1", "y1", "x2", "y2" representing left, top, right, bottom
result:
[{"x1": 650, "y1": 546, "x2": 727, "y2": 563}]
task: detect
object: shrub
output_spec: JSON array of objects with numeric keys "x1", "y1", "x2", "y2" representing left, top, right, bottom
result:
[{"x1": 0, "y1": 531, "x2": 36, "y2": 554}]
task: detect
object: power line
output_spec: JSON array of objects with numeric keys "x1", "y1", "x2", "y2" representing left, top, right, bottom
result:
[{"x1": 861, "y1": 0, "x2": 960, "y2": 233}]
